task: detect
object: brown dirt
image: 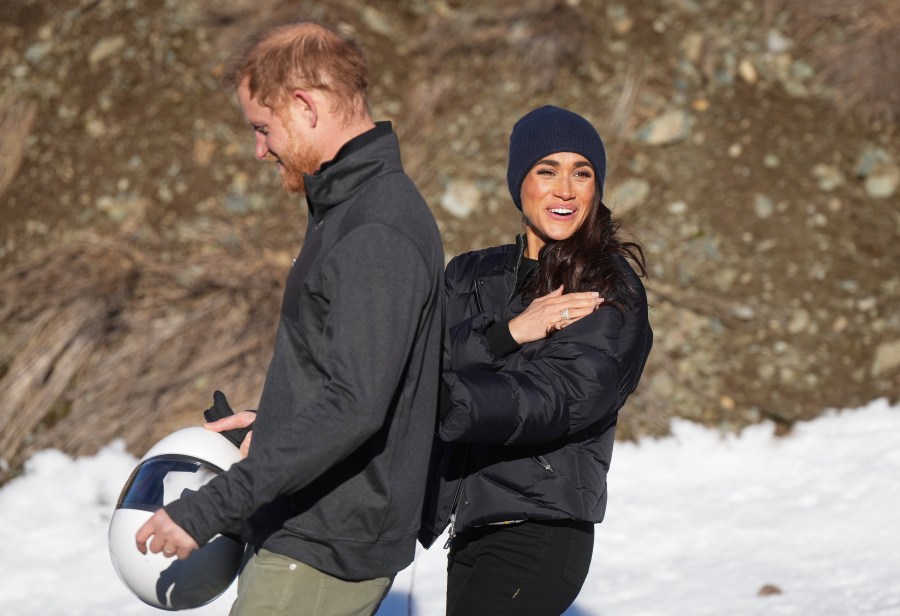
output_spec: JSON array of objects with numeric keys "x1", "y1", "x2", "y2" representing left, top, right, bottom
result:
[{"x1": 0, "y1": 0, "x2": 897, "y2": 479}]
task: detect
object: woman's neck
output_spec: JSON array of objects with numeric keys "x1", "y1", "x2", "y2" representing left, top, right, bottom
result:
[{"x1": 524, "y1": 228, "x2": 544, "y2": 259}]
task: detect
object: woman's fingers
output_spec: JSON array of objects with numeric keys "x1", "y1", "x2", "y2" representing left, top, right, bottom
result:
[
  {"x1": 549, "y1": 304, "x2": 597, "y2": 331},
  {"x1": 547, "y1": 296, "x2": 603, "y2": 320},
  {"x1": 564, "y1": 304, "x2": 600, "y2": 320},
  {"x1": 511, "y1": 290, "x2": 604, "y2": 344},
  {"x1": 534, "y1": 291, "x2": 600, "y2": 311},
  {"x1": 536, "y1": 289, "x2": 597, "y2": 301},
  {"x1": 548, "y1": 292, "x2": 601, "y2": 306}
]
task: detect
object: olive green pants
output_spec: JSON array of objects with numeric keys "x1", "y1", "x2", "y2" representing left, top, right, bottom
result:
[{"x1": 229, "y1": 549, "x2": 394, "y2": 616}]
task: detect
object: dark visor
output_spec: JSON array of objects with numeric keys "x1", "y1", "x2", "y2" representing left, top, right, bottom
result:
[{"x1": 116, "y1": 454, "x2": 225, "y2": 513}]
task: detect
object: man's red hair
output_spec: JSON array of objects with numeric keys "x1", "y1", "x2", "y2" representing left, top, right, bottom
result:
[{"x1": 222, "y1": 21, "x2": 369, "y2": 124}]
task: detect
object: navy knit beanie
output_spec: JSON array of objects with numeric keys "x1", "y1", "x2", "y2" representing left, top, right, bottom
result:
[{"x1": 507, "y1": 105, "x2": 606, "y2": 211}]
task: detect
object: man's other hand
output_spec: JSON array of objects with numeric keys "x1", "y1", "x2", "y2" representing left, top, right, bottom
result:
[{"x1": 135, "y1": 508, "x2": 200, "y2": 560}]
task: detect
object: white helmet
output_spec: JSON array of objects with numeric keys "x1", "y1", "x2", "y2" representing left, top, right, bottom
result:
[{"x1": 108, "y1": 426, "x2": 247, "y2": 611}]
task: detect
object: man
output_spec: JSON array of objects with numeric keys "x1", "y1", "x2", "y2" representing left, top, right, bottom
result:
[{"x1": 135, "y1": 22, "x2": 444, "y2": 616}]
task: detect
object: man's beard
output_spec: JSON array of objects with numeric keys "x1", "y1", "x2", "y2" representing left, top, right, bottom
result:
[{"x1": 276, "y1": 134, "x2": 319, "y2": 194}]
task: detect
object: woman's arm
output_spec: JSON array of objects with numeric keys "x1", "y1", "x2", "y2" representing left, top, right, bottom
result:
[
  {"x1": 439, "y1": 303, "x2": 651, "y2": 445},
  {"x1": 446, "y1": 274, "x2": 602, "y2": 371}
]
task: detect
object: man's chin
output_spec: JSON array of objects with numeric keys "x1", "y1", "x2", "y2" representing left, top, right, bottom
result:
[{"x1": 280, "y1": 171, "x2": 307, "y2": 194}]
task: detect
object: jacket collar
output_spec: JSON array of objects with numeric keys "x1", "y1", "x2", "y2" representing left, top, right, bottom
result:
[
  {"x1": 304, "y1": 121, "x2": 400, "y2": 222},
  {"x1": 508, "y1": 234, "x2": 526, "y2": 270},
  {"x1": 474, "y1": 235, "x2": 527, "y2": 311},
  {"x1": 483, "y1": 234, "x2": 526, "y2": 275}
]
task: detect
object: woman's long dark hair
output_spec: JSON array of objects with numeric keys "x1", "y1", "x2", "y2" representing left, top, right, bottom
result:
[{"x1": 522, "y1": 195, "x2": 647, "y2": 309}]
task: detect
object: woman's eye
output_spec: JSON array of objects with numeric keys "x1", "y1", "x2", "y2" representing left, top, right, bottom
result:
[{"x1": 536, "y1": 168, "x2": 555, "y2": 176}]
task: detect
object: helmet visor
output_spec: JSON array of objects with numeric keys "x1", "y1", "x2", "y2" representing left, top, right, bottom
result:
[{"x1": 116, "y1": 455, "x2": 223, "y2": 512}]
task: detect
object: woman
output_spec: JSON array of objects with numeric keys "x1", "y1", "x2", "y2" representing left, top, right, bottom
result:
[{"x1": 420, "y1": 106, "x2": 653, "y2": 615}]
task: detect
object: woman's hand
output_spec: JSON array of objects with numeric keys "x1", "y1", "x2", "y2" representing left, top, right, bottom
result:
[{"x1": 508, "y1": 286, "x2": 603, "y2": 344}]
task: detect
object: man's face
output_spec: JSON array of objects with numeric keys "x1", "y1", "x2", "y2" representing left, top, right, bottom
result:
[{"x1": 236, "y1": 82, "x2": 319, "y2": 193}]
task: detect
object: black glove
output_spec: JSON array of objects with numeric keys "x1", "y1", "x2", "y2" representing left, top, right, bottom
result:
[{"x1": 203, "y1": 390, "x2": 252, "y2": 449}]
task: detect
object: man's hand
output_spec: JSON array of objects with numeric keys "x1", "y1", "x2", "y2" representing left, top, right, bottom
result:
[
  {"x1": 135, "y1": 508, "x2": 199, "y2": 560},
  {"x1": 206, "y1": 411, "x2": 256, "y2": 458}
]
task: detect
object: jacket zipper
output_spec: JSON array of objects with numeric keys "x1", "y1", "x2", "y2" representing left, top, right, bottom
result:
[
  {"x1": 442, "y1": 445, "x2": 469, "y2": 549},
  {"x1": 442, "y1": 477, "x2": 465, "y2": 549},
  {"x1": 505, "y1": 235, "x2": 526, "y2": 305},
  {"x1": 447, "y1": 238, "x2": 525, "y2": 549},
  {"x1": 474, "y1": 235, "x2": 526, "y2": 313}
]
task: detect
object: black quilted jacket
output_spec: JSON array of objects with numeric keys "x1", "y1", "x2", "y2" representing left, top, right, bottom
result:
[{"x1": 420, "y1": 236, "x2": 652, "y2": 548}]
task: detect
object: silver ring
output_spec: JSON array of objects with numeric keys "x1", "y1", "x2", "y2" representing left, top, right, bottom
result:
[{"x1": 561, "y1": 308, "x2": 570, "y2": 321}]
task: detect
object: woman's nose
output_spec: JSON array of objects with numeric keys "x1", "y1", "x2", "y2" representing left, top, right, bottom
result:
[{"x1": 555, "y1": 176, "x2": 574, "y2": 199}]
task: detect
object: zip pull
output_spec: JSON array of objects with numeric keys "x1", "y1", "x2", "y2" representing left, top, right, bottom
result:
[
  {"x1": 443, "y1": 513, "x2": 457, "y2": 549},
  {"x1": 533, "y1": 454, "x2": 553, "y2": 471}
]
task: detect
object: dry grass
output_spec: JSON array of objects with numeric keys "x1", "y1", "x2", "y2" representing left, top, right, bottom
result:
[
  {"x1": 0, "y1": 230, "x2": 284, "y2": 482},
  {"x1": 767, "y1": 0, "x2": 900, "y2": 126},
  {"x1": 0, "y1": 96, "x2": 37, "y2": 201}
]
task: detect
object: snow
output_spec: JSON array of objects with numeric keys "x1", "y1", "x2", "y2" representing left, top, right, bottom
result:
[{"x1": 2, "y1": 397, "x2": 898, "y2": 616}]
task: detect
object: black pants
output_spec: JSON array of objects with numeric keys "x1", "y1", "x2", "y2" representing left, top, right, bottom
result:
[{"x1": 446, "y1": 520, "x2": 594, "y2": 616}]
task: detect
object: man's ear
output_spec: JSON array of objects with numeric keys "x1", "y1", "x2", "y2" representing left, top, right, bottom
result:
[{"x1": 291, "y1": 90, "x2": 318, "y2": 128}]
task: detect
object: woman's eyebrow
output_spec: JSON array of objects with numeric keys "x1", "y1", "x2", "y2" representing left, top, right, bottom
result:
[{"x1": 534, "y1": 159, "x2": 591, "y2": 168}]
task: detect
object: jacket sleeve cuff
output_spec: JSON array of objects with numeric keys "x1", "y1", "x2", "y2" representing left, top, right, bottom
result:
[
  {"x1": 484, "y1": 320, "x2": 521, "y2": 357},
  {"x1": 164, "y1": 492, "x2": 221, "y2": 547}
]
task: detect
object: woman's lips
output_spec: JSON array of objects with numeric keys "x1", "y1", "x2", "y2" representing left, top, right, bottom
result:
[{"x1": 547, "y1": 207, "x2": 576, "y2": 219}]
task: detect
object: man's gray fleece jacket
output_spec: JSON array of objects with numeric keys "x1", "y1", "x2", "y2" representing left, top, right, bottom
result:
[{"x1": 166, "y1": 122, "x2": 444, "y2": 581}]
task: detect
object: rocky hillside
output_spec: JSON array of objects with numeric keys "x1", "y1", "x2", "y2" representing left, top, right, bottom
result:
[{"x1": 0, "y1": 0, "x2": 897, "y2": 473}]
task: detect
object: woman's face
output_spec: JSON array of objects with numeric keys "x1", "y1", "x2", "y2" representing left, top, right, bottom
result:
[{"x1": 520, "y1": 152, "x2": 597, "y2": 259}]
